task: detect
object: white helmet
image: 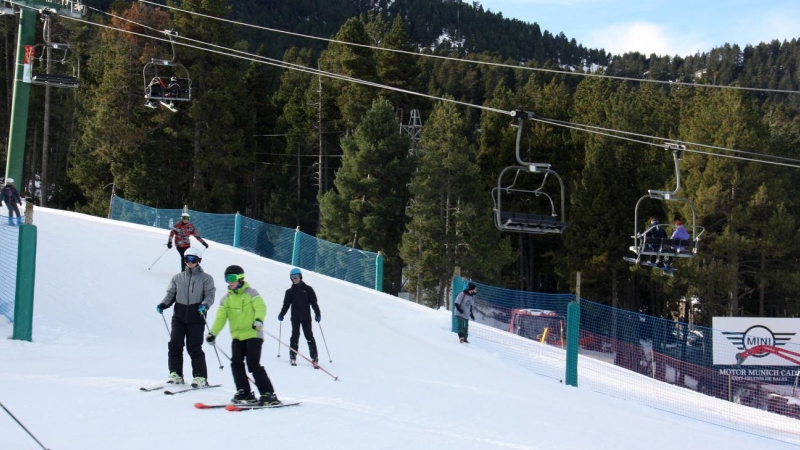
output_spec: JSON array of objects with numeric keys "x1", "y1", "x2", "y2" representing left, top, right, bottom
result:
[
  {"x1": 184, "y1": 247, "x2": 203, "y2": 263},
  {"x1": 5, "y1": 177, "x2": 13, "y2": 185}
]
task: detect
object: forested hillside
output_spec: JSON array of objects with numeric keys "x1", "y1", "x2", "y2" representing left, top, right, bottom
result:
[{"x1": 2, "y1": 0, "x2": 800, "y2": 322}]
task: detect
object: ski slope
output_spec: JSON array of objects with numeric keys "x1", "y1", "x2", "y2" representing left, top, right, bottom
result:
[{"x1": 1, "y1": 207, "x2": 797, "y2": 450}]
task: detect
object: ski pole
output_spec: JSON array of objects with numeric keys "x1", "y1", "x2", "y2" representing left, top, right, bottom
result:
[
  {"x1": 318, "y1": 322, "x2": 333, "y2": 363},
  {"x1": 0, "y1": 401, "x2": 50, "y2": 450},
  {"x1": 216, "y1": 346, "x2": 255, "y2": 385},
  {"x1": 161, "y1": 313, "x2": 171, "y2": 337},
  {"x1": 148, "y1": 245, "x2": 170, "y2": 270},
  {"x1": 277, "y1": 321, "x2": 282, "y2": 358},
  {"x1": 203, "y1": 316, "x2": 224, "y2": 370},
  {"x1": 264, "y1": 330, "x2": 339, "y2": 381}
]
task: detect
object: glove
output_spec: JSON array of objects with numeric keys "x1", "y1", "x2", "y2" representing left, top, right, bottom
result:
[
  {"x1": 470, "y1": 312, "x2": 475, "y2": 320},
  {"x1": 167, "y1": 241, "x2": 173, "y2": 249},
  {"x1": 17, "y1": 202, "x2": 21, "y2": 206},
  {"x1": 198, "y1": 304, "x2": 208, "y2": 316},
  {"x1": 156, "y1": 303, "x2": 167, "y2": 314},
  {"x1": 252, "y1": 319, "x2": 264, "y2": 331},
  {"x1": 315, "y1": 315, "x2": 321, "y2": 322},
  {"x1": 205, "y1": 333, "x2": 216, "y2": 344},
  {"x1": 277, "y1": 315, "x2": 284, "y2": 322},
  {"x1": 202, "y1": 241, "x2": 209, "y2": 248}
]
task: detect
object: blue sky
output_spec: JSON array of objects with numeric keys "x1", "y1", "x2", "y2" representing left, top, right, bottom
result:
[{"x1": 476, "y1": 0, "x2": 800, "y2": 56}]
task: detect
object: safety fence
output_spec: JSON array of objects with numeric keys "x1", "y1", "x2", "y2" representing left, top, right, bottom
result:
[
  {"x1": 109, "y1": 196, "x2": 383, "y2": 290},
  {"x1": 451, "y1": 276, "x2": 800, "y2": 445},
  {"x1": 0, "y1": 220, "x2": 19, "y2": 322}
]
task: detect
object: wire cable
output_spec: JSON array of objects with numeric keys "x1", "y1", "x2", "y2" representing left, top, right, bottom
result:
[
  {"x1": 53, "y1": 7, "x2": 800, "y2": 169},
  {"x1": 138, "y1": 0, "x2": 800, "y2": 96}
]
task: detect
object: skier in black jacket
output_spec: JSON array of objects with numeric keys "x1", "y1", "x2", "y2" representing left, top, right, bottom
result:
[{"x1": 278, "y1": 268, "x2": 321, "y2": 367}]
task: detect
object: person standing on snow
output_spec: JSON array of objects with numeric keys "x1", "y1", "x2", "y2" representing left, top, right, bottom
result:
[
  {"x1": 156, "y1": 247, "x2": 216, "y2": 387},
  {"x1": 166, "y1": 211, "x2": 208, "y2": 272},
  {"x1": 206, "y1": 265, "x2": 280, "y2": 406},
  {"x1": 454, "y1": 282, "x2": 477, "y2": 343},
  {"x1": 1, "y1": 178, "x2": 22, "y2": 226},
  {"x1": 278, "y1": 268, "x2": 321, "y2": 367}
]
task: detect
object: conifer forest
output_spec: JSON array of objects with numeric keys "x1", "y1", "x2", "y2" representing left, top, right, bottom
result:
[{"x1": 3, "y1": 0, "x2": 800, "y2": 322}]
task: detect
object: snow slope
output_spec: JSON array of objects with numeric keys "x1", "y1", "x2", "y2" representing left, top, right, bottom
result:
[{"x1": 1, "y1": 208, "x2": 798, "y2": 450}]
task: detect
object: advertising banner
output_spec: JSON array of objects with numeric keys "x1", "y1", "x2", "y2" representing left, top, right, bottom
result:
[
  {"x1": 713, "y1": 317, "x2": 800, "y2": 383},
  {"x1": 23, "y1": 45, "x2": 33, "y2": 83}
]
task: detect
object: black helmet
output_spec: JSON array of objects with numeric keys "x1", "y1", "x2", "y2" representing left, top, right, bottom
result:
[{"x1": 224, "y1": 265, "x2": 245, "y2": 283}]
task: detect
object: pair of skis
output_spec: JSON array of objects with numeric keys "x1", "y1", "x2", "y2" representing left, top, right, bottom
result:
[
  {"x1": 139, "y1": 384, "x2": 221, "y2": 395},
  {"x1": 194, "y1": 402, "x2": 301, "y2": 411}
]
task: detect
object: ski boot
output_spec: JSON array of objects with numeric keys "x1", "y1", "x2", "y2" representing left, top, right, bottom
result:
[
  {"x1": 290, "y1": 356, "x2": 297, "y2": 366},
  {"x1": 232, "y1": 389, "x2": 256, "y2": 404},
  {"x1": 166, "y1": 372, "x2": 184, "y2": 384},
  {"x1": 191, "y1": 376, "x2": 208, "y2": 388},
  {"x1": 16, "y1": 216, "x2": 22, "y2": 226},
  {"x1": 258, "y1": 392, "x2": 280, "y2": 406}
]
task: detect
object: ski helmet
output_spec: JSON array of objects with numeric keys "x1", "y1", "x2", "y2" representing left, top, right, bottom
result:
[
  {"x1": 181, "y1": 212, "x2": 190, "y2": 219},
  {"x1": 290, "y1": 268, "x2": 302, "y2": 280},
  {"x1": 5, "y1": 177, "x2": 13, "y2": 185},
  {"x1": 224, "y1": 265, "x2": 245, "y2": 283},
  {"x1": 184, "y1": 247, "x2": 202, "y2": 263}
]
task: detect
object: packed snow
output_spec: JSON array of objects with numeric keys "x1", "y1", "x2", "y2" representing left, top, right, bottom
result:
[{"x1": 1, "y1": 207, "x2": 798, "y2": 450}]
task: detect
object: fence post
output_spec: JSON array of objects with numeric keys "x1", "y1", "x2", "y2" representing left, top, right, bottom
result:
[
  {"x1": 565, "y1": 272, "x2": 581, "y2": 387},
  {"x1": 233, "y1": 212, "x2": 241, "y2": 248},
  {"x1": 12, "y1": 223, "x2": 37, "y2": 342},
  {"x1": 291, "y1": 226, "x2": 301, "y2": 266},
  {"x1": 374, "y1": 251, "x2": 384, "y2": 292}
]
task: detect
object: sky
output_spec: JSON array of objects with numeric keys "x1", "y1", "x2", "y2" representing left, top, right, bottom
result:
[
  {"x1": 477, "y1": 0, "x2": 800, "y2": 57},
  {"x1": 1, "y1": 207, "x2": 799, "y2": 449}
]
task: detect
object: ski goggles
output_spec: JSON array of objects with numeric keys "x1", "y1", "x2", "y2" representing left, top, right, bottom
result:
[
  {"x1": 290, "y1": 274, "x2": 301, "y2": 281},
  {"x1": 225, "y1": 273, "x2": 245, "y2": 283},
  {"x1": 184, "y1": 255, "x2": 200, "y2": 263}
]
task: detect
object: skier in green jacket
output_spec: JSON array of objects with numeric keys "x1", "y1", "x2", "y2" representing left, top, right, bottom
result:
[{"x1": 206, "y1": 265, "x2": 280, "y2": 406}]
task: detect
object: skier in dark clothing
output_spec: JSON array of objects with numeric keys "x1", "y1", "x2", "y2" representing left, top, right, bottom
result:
[
  {"x1": 1, "y1": 178, "x2": 22, "y2": 226},
  {"x1": 157, "y1": 247, "x2": 216, "y2": 387},
  {"x1": 167, "y1": 211, "x2": 208, "y2": 272},
  {"x1": 278, "y1": 268, "x2": 321, "y2": 367},
  {"x1": 645, "y1": 218, "x2": 668, "y2": 266}
]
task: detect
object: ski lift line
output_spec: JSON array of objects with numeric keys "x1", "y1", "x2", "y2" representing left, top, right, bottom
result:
[
  {"x1": 536, "y1": 115, "x2": 800, "y2": 165},
  {"x1": 137, "y1": 0, "x2": 800, "y2": 96},
  {"x1": 62, "y1": 13, "x2": 800, "y2": 170},
  {"x1": 529, "y1": 116, "x2": 800, "y2": 169},
  {"x1": 255, "y1": 152, "x2": 343, "y2": 158},
  {"x1": 83, "y1": 5, "x2": 512, "y2": 115},
  {"x1": 60, "y1": 14, "x2": 510, "y2": 116}
]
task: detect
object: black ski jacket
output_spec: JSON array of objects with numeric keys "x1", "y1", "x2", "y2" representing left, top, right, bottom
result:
[{"x1": 279, "y1": 281, "x2": 320, "y2": 322}]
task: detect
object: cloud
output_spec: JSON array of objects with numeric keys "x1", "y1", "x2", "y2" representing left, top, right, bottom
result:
[{"x1": 587, "y1": 21, "x2": 708, "y2": 57}]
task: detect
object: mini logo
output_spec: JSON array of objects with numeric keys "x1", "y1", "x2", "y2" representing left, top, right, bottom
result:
[{"x1": 722, "y1": 325, "x2": 795, "y2": 358}]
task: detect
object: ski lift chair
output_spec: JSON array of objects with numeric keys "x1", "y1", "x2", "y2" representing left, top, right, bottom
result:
[
  {"x1": 492, "y1": 109, "x2": 568, "y2": 234},
  {"x1": 142, "y1": 31, "x2": 192, "y2": 112}
]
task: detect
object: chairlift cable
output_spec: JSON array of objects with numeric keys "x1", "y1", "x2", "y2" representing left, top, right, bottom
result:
[{"x1": 137, "y1": 0, "x2": 800, "y2": 96}]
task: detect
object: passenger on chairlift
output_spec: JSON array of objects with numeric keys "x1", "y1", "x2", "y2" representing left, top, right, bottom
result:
[
  {"x1": 646, "y1": 217, "x2": 667, "y2": 267},
  {"x1": 664, "y1": 220, "x2": 691, "y2": 268}
]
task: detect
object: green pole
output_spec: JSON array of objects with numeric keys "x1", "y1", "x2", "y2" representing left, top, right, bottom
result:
[
  {"x1": 291, "y1": 226, "x2": 301, "y2": 266},
  {"x1": 5, "y1": 8, "x2": 36, "y2": 184},
  {"x1": 233, "y1": 212, "x2": 241, "y2": 248},
  {"x1": 12, "y1": 224, "x2": 37, "y2": 342},
  {"x1": 374, "y1": 251, "x2": 383, "y2": 292},
  {"x1": 565, "y1": 301, "x2": 580, "y2": 386}
]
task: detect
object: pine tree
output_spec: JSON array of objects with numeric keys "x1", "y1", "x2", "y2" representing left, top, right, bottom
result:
[
  {"x1": 318, "y1": 98, "x2": 415, "y2": 294},
  {"x1": 400, "y1": 98, "x2": 512, "y2": 307}
]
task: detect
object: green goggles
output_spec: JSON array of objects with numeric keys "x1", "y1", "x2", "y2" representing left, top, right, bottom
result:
[{"x1": 225, "y1": 273, "x2": 244, "y2": 283}]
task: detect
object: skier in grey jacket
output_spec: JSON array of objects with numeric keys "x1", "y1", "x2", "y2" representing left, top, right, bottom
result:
[
  {"x1": 454, "y1": 282, "x2": 477, "y2": 343},
  {"x1": 157, "y1": 247, "x2": 216, "y2": 387}
]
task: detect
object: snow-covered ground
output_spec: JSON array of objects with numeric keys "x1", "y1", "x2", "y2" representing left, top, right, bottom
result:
[{"x1": 1, "y1": 207, "x2": 798, "y2": 450}]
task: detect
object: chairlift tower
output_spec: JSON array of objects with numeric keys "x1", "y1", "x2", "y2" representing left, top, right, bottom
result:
[
  {"x1": 5, "y1": 0, "x2": 85, "y2": 186},
  {"x1": 401, "y1": 109, "x2": 423, "y2": 155}
]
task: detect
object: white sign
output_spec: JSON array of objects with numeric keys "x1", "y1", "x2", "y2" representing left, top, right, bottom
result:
[{"x1": 713, "y1": 317, "x2": 800, "y2": 366}]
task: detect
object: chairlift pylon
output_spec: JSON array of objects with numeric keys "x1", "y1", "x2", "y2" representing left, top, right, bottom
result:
[
  {"x1": 142, "y1": 30, "x2": 192, "y2": 112},
  {"x1": 625, "y1": 143, "x2": 705, "y2": 269},
  {"x1": 491, "y1": 109, "x2": 568, "y2": 234}
]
